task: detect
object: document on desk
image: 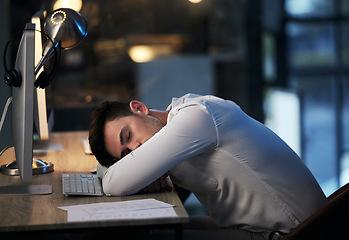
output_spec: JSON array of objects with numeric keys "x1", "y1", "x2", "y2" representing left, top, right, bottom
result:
[{"x1": 58, "y1": 199, "x2": 177, "y2": 222}]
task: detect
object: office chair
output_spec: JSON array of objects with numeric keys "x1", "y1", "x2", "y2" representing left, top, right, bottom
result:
[{"x1": 282, "y1": 182, "x2": 349, "y2": 240}]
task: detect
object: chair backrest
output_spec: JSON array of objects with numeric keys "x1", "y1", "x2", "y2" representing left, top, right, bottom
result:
[{"x1": 283, "y1": 182, "x2": 349, "y2": 240}]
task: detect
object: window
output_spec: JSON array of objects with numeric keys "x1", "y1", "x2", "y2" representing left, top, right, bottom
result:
[{"x1": 263, "y1": 0, "x2": 349, "y2": 196}]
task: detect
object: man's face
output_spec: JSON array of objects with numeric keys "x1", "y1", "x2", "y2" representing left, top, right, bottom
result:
[{"x1": 104, "y1": 114, "x2": 164, "y2": 160}]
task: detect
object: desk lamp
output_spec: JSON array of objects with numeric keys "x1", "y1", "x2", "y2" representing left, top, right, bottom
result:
[{"x1": 35, "y1": 8, "x2": 88, "y2": 88}]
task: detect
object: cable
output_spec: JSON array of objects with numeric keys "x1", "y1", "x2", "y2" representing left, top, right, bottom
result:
[
  {"x1": 0, "y1": 96, "x2": 13, "y2": 162},
  {"x1": 0, "y1": 96, "x2": 12, "y2": 134}
]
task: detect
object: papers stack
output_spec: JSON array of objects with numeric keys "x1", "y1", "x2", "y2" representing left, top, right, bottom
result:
[{"x1": 58, "y1": 198, "x2": 177, "y2": 222}]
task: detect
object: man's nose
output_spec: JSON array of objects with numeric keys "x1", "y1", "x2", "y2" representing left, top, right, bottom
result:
[{"x1": 127, "y1": 141, "x2": 141, "y2": 151}]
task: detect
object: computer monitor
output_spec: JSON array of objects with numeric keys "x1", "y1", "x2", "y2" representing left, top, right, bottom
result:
[
  {"x1": 2, "y1": 12, "x2": 55, "y2": 182},
  {"x1": 7, "y1": 21, "x2": 54, "y2": 179},
  {"x1": 0, "y1": 23, "x2": 53, "y2": 195},
  {"x1": 11, "y1": 23, "x2": 36, "y2": 182}
]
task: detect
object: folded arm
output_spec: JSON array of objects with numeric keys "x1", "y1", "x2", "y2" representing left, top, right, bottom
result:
[{"x1": 100, "y1": 105, "x2": 217, "y2": 196}]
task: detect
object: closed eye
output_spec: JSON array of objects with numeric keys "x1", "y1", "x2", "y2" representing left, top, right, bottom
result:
[
  {"x1": 127, "y1": 130, "x2": 131, "y2": 142},
  {"x1": 120, "y1": 128, "x2": 131, "y2": 158},
  {"x1": 119, "y1": 127, "x2": 125, "y2": 145}
]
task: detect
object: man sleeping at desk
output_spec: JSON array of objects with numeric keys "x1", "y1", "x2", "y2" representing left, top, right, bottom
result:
[{"x1": 88, "y1": 93, "x2": 327, "y2": 240}]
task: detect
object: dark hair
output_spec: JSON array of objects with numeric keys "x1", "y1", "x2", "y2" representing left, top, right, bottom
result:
[{"x1": 88, "y1": 101, "x2": 134, "y2": 167}]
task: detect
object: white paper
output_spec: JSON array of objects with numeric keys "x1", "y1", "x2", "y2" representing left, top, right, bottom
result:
[
  {"x1": 66, "y1": 207, "x2": 177, "y2": 222},
  {"x1": 58, "y1": 198, "x2": 177, "y2": 222}
]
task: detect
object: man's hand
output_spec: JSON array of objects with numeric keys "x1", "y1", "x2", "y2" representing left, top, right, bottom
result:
[{"x1": 140, "y1": 175, "x2": 173, "y2": 193}]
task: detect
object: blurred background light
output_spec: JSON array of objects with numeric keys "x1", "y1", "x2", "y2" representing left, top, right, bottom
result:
[{"x1": 53, "y1": 0, "x2": 82, "y2": 12}]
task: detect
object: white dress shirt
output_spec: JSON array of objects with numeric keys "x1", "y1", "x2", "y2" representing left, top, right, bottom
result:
[{"x1": 100, "y1": 93, "x2": 327, "y2": 233}]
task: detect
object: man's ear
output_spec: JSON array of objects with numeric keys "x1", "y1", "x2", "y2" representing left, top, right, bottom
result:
[{"x1": 129, "y1": 100, "x2": 149, "y2": 115}]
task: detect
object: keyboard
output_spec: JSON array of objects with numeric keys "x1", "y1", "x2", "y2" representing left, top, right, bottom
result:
[{"x1": 62, "y1": 173, "x2": 103, "y2": 196}]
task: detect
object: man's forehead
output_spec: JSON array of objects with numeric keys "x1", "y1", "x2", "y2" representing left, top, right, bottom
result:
[{"x1": 104, "y1": 119, "x2": 122, "y2": 157}]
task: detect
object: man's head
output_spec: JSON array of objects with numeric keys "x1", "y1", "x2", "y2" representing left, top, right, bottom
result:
[
  {"x1": 89, "y1": 101, "x2": 133, "y2": 167},
  {"x1": 89, "y1": 100, "x2": 164, "y2": 167}
]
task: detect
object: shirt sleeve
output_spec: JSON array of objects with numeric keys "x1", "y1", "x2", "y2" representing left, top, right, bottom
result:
[{"x1": 101, "y1": 104, "x2": 217, "y2": 196}]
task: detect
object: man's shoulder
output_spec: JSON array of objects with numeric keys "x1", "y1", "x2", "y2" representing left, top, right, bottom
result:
[{"x1": 168, "y1": 93, "x2": 222, "y2": 109}]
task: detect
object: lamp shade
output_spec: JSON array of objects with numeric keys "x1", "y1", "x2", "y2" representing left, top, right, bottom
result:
[
  {"x1": 44, "y1": 8, "x2": 88, "y2": 50},
  {"x1": 35, "y1": 8, "x2": 88, "y2": 75}
]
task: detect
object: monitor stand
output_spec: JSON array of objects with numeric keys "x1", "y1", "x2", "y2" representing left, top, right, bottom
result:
[
  {"x1": 0, "y1": 184, "x2": 52, "y2": 195},
  {"x1": 0, "y1": 159, "x2": 53, "y2": 195},
  {"x1": 0, "y1": 158, "x2": 54, "y2": 175}
]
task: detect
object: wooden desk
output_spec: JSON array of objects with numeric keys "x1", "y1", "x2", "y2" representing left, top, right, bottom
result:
[{"x1": 0, "y1": 131, "x2": 189, "y2": 237}]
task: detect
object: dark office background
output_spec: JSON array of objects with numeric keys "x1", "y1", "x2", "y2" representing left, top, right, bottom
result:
[{"x1": 1, "y1": 0, "x2": 349, "y2": 204}]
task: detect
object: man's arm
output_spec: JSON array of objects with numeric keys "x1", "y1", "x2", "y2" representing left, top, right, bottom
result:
[
  {"x1": 140, "y1": 174, "x2": 172, "y2": 193},
  {"x1": 101, "y1": 105, "x2": 217, "y2": 196},
  {"x1": 98, "y1": 164, "x2": 172, "y2": 193}
]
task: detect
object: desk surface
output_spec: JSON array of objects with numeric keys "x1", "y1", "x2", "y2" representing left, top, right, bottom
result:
[{"x1": 0, "y1": 131, "x2": 189, "y2": 233}]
